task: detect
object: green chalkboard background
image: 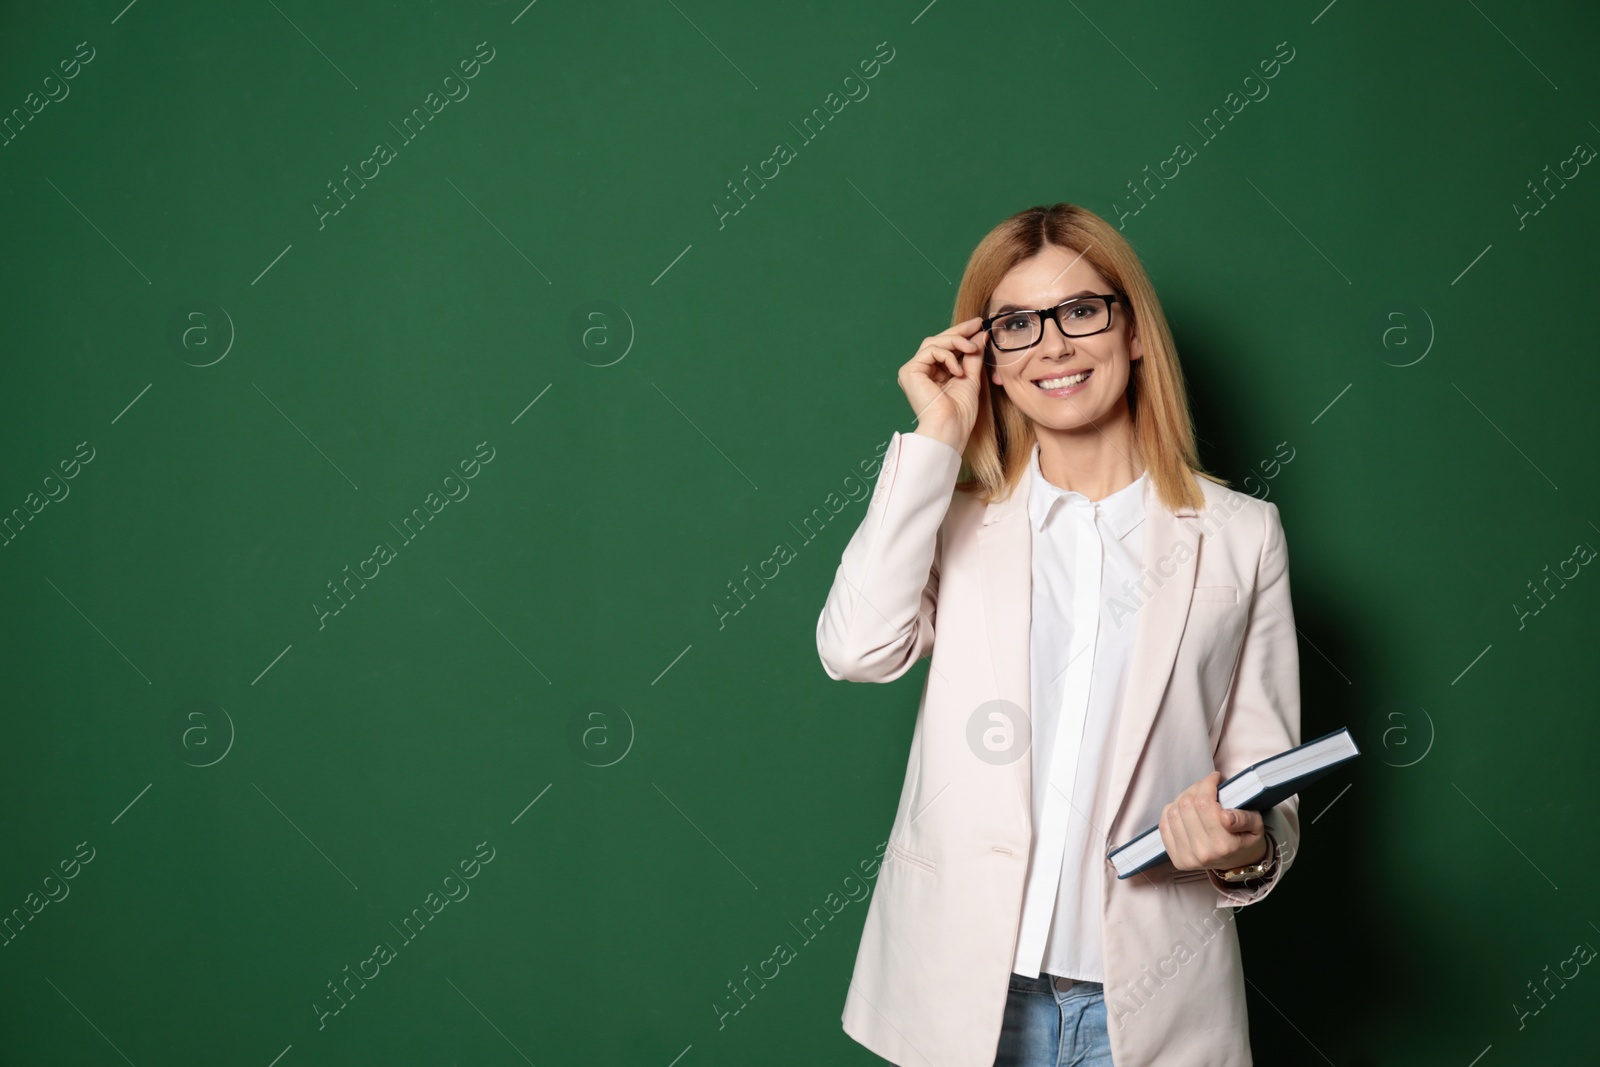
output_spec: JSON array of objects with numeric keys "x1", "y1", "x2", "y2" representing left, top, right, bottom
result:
[{"x1": 2, "y1": 0, "x2": 1597, "y2": 1063}]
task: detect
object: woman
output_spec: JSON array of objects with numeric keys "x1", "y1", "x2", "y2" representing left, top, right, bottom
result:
[{"x1": 816, "y1": 203, "x2": 1301, "y2": 1067}]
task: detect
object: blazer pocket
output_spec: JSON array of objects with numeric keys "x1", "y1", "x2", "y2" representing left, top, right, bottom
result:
[
  {"x1": 1192, "y1": 585, "x2": 1239, "y2": 604},
  {"x1": 888, "y1": 840, "x2": 937, "y2": 873}
]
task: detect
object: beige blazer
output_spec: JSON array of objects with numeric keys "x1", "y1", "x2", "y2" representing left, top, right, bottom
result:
[{"x1": 816, "y1": 429, "x2": 1302, "y2": 1067}]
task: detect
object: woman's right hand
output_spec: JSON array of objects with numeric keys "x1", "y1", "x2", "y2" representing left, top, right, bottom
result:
[{"x1": 897, "y1": 316, "x2": 987, "y2": 454}]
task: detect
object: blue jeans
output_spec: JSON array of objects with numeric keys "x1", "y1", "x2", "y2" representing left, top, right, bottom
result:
[{"x1": 992, "y1": 971, "x2": 1115, "y2": 1067}]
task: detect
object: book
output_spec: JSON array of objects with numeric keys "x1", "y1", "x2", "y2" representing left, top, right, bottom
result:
[{"x1": 1106, "y1": 726, "x2": 1360, "y2": 879}]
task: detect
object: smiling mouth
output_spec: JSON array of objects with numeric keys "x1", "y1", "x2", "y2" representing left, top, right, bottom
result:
[{"x1": 1034, "y1": 369, "x2": 1092, "y2": 391}]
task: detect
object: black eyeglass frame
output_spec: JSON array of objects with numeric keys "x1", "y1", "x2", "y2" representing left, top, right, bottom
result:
[{"x1": 981, "y1": 293, "x2": 1123, "y2": 352}]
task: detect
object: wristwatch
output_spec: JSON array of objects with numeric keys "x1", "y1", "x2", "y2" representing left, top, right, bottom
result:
[{"x1": 1212, "y1": 833, "x2": 1277, "y2": 884}]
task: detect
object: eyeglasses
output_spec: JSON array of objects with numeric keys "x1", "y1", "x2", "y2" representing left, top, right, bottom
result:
[{"x1": 982, "y1": 294, "x2": 1122, "y2": 363}]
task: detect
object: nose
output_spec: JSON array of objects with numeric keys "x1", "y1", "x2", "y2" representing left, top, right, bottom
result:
[{"x1": 1035, "y1": 314, "x2": 1073, "y2": 355}]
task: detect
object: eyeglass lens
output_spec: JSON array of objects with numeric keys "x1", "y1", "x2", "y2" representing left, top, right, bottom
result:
[{"x1": 988, "y1": 297, "x2": 1111, "y2": 354}]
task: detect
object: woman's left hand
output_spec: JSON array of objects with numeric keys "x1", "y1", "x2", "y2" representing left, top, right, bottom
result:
[{"x1": 1159, "y1": 771, "x2": 1268, "y2": 871}]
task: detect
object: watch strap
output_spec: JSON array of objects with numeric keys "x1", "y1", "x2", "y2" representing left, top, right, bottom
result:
[{"x1": 1213, "y1": 832, "x2": 1277, "y2": 883}]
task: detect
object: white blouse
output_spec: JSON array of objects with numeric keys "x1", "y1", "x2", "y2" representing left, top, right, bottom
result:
[{"x1": 1011, "y1": 441, "x2": 1148, "y2": 983}]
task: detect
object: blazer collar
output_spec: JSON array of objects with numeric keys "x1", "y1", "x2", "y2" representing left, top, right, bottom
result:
[{"x1": 977, "y1": 470, "x2": 1203, "y2": 840}]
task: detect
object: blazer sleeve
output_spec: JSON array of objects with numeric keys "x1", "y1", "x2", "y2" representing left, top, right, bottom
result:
[
  {"x1": 816, "y1": 430, "x2": 963, "y2": 683},
  {"x1": 1206, "y1": 500, "x2": 1303, "y2": 907}
]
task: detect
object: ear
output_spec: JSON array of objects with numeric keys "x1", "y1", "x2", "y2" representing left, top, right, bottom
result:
[{"x1": 1129, "y1": 324, "x2": 1144, "y2": 363}]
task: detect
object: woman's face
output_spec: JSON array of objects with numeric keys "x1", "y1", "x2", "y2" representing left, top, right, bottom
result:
[{"x1": 985, "y1": 244, "x2": 1142, "y2": 434}]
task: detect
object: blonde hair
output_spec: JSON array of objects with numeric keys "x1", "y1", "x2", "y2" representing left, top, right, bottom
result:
[{"x1": 951, "y1": 203, "x2": 1227, "y2": 512}]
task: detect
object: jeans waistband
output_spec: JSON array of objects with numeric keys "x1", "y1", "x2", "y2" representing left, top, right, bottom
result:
[{"x1": 1009, "y1": 971, "x2": 1104, "y2": 997}]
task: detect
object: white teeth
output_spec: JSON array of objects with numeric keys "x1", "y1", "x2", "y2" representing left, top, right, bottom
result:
[{"x1": 1035, "y1": 371, "x2": 1091, "y2": 390}]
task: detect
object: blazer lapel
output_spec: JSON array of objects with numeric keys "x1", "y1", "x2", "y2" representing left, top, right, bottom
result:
[
  {"x1": 976, "y1": 483, "x2": 1033, "y2": 824},
  {"x1": 975, "y1": 475, "x2": 1200, "y2": 842},
  {"x1": 1101, "y1": 480, "x2": 1200, "y2": 838}
]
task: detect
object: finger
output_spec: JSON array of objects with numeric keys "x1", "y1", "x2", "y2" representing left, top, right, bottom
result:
[
  {"x1": 929, "y1": 344, "x2": 964, "y2": 377},
  {"x1": 934, "y1": 326, "x2": 984, "y2": 353},
  {"x1": 1224, "y1": 809, "x2": 1264, "y2": 837},
  {"x1": 1161, "y1": 803, "x2": 1195, "y2": 869},
  {"x1": 915, "y1": 343, "x2": 958, "y2": 378},
  {"x1": 1174, "y1": 796, "x2": 1215, "y2": 862},
  {"x1": 934, "y1": 320, "x2": 984, "y2": 347},
  {"x1": 941, "y1": 348, "x2": 970, "y2": 379}
]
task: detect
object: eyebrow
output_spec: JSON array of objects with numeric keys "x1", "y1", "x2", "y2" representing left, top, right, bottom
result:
[{"x1": 990, "y1": 289, "x2": 1098, "y2": 314}]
